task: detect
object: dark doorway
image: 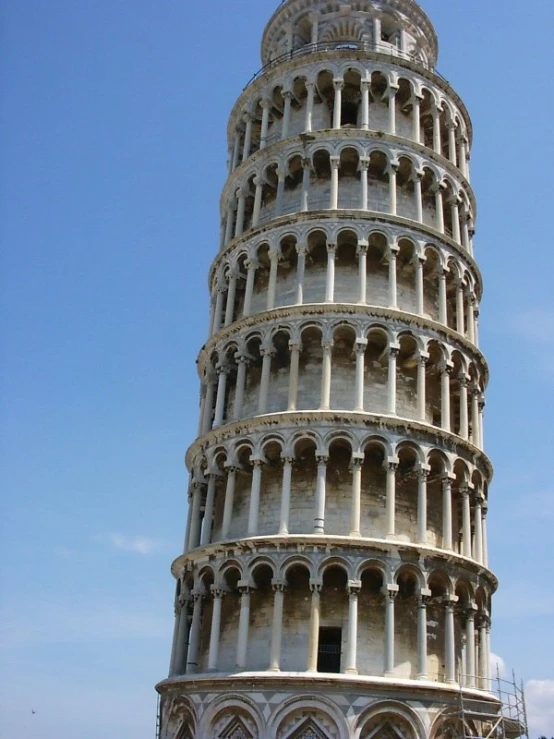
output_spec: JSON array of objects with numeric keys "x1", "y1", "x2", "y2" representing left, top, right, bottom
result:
[{"x1": 317, "y1": 627, "x2": 342, "y2": 673}]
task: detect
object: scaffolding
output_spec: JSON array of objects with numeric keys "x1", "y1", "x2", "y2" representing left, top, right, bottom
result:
[{"x1": 453, "y1": 669, "x2": 529, "y2": 739}]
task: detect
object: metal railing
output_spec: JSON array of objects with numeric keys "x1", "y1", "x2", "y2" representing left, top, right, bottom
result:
[{"x1": 244, "y1": 41, "x2": 449, "y2": 91}]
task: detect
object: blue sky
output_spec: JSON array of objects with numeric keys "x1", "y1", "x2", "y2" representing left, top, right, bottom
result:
[{"x1": 1, "y1": 1, "x2": 553, "y2": 737}]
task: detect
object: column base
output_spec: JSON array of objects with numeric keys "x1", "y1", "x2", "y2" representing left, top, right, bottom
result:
[
  {"x1": 349, "y1": 531, "x2": 361, "y2": 538},
  {"x1": 267, "y1": 666, "x2": 281, "y2": 673},
  {"x1": 345, "y1": 667, "x2": 358, "y2": 675}
]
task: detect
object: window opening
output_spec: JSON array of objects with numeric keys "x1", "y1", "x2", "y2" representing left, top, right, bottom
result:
[{"x1": 317, "y1": 627, "x2": 342, "y2": 673}]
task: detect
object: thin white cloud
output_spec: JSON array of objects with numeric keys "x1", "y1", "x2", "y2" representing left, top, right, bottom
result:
[
  {"x1": 526, "y1": 679, "x2": 554, "y2": 736},
  {"x1": 108, "y1": 532, "x2": 165, "y2": 555}
]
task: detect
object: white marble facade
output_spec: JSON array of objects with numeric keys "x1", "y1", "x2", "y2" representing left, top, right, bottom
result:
[{"x1": 156, "y1": 2, "x2": 503, "y2": 737}]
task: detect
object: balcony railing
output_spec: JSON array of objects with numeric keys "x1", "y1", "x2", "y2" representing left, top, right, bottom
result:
[{"x1": 246, "y1": 41, "x2": 449, "y2": 91}]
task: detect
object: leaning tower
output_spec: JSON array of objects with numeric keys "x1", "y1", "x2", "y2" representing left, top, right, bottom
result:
[{"x1": 156, "y1": 1, "x2": 503, "y2": 737}]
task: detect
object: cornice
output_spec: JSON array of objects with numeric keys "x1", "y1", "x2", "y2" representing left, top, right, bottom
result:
[
  {"x1": 198, "y1": 302, "x2": 489, "y2": 383},
  {"x1": 184, "y1": 410, "x2": 494, "y2": 480}
]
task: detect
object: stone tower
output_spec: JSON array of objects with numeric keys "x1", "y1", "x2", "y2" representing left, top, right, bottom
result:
[{"x1": 156, "y1": 1, "x2": 503, "y2": 737}]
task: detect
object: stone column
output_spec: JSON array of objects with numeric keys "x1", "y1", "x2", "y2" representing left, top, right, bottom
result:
[
  {"x1": 456, "y1": 280, "x2": 465, "y2": 335},
  {"x1": 186, "y1": 593, "x2": 203, "y2": 674},
  {"x1": 440, "y1": 362, "x2": 452, "y2": 432},
  {"x1": 281, "y1": 90, "x2": 292, "y2": 139},
  {"x1": 432, "y1": 105, "x2": 442, "y2": 154},
  {"x1": 200, "y1": 473, "x2": 219, "y2": 546},
  {"x1": 387, "y1": 346, "x2": 399, "y2": 415},
  {"x1": 325, "y1": 242, "x2": 336, "y2": 302},
  {"x1": 269, "y1": 581, "x2": 286, "y2": 671},
  {"x1": 459, "y1": 375, "x2": 469, "y2": 439},
  {"x1": 211, "y1": 286, "x2": 225, "y2": 334},
  {"x1": 471, "y1": 388, "x2": 481, "y2": 448},
  {"x1": 416, "y1": 466, "x2": 430, "y2": 544},
  {"x1": 172, "y1": 595, "x2": 190, "y2": 676},
  {"x1": 231, "y1": 130, "x2": 241, "y2": 171},
  {"x1": 384, "y1": 586, "x2": 399, "y2": 675},
  {"x1": 473, "y1": 493, "x2": 484, "y2": 564},
  {"x1": 413, "y1": 170, "x2": 423, "y2": 223},
  {"x1": 252, "y1": 176, "x2": 263, "y2": 228},
  {"x1": 242, "y1": 259, "x2": 257, "y2": 317},
  {"x1": 447, "y1": 121, "x2": 457, "y2": 164},
  {"x1": 310, "y1": 11, "x2": 320, "y2": 44},
  {"x1": 301, "y1": 158, "x2": 311, "y2": 212},
  {"x1": 295, "y1": 245, "x2": 307, "y2": 303},
  {"x1": 482, "y1": 503, "x2": 489, "y2": 568},
  {"x1": 412, "y1": 94, "x2": 421, "y2": 143},
  {"x1": 242, "y1": 112, "x2": 253, "y2": 161},
  {"x1": 213, "y1": 362, "x2": 229, "y2": 428},
  {"x1": 236, "y1": 583, "x2": 251, "y2": 669},
  {"x1": 359, "y1": 157, "x2": 369, "y2": 210},
  {"x1": 258, "y1": 346, "x2": 274, "y2": 415},
  {"x1": 385, "y1": 459, "x2": 398, "y2": 537},
  {"x1": 465, "y1": 605, "x2": 477, "y2": 687},
  {"x1": 224, "y1": 202, "x2": 235, "y2": 245},
  {"x1": 388, "y1": 244, "x2": 399, "y2": 308},
  {"x1": 388, "y1": 163, "x2": 398, "y2": 215},
  {"x1": 304, "y1": 82, "x2": 315, "y2": 132},
  {"x1": 275, "y1": 168, "x2": 286, "y2": 217},
  {"x1": 467, "y1": 293, "x2": 476, "y2": 344},
  {"x1": 434, "y1": 184, "x2": 445, "y2": 233},
  {"x1": 414, "y1": 255, "x2": 425, "y2": 315},
  {"x1": 417, "y1": 352, "x2": 429, "y2": 422},
  {"x1": 345, "y1": 581, "x2": 361, "y2": 674},
  {"x1": 247, "y1": 458, "x2": 264, "y2": 537},
  {"x1": 330, "y1": 156, "x2": 340, "y2": 209},
  {"x1": 451, "y1": 198, "x2": 461, "y2": 244},
  {"x1": 208, "y1": 587, "x2": 224, "y2": 671},
  {"x1": 183, "y1": 489, "x2": 193, "y2": 554},
  {"x1": 266, "y1": 249, "x2": 279, "y2": 310},
  {"x1": 442, "y1": 475, "x2": 454, "y2": 550},
  {"x1": 221, "y1": 465, "x2": 238, "y2": 539},
  {"x1": 201, "y1": 372, "x2": 216, "y2": 434},
  {"x1": 361, "y1": 81, "x2": 370, "y2": 129},
  {"x1": 350, "y1": 453, "x2": 364, "y2": 537},
  {"x1": 388, "y1": 86, "x2": 398, "y2": 135},
  {"x1": 188, "y1": 480, "x2": 204, "y2": 551},
  {"x1": 259, "y1": 98, "x2": 272, "y2": 149},
  {"x1": 354, "y1": 339, "x2": 367, "y2": 412},
  {"x1": 461, "y1": 487, "x2": 472, "y2": 558},
  {"x1": 279, "y1": 456, "x2": 294, "y2": 535},
  {"x1": 444, "y1": 597, "x2": 458, "y2": 684},
  {"x1": 224, "y1": 269, "x2": 238, "y2": 326},
  {"x1": 288, "y1": 341, "x2": 301, "y2": 411},
  {"x1": 333, "y1": 78, "x2": 344, "y2": 129},
  {"x1": 417, "y1": 589, "x2": 432, "y2": 679},
  {"x1": 438, "y1": 268, "x2": 448, "y2": 325},
  {"x1": 233, "y1": 353, "x2": 248, "y2": 420},
  {"x1": 234, "y1": 188, "x2": 247, "y2": 238},
  {"x1": 357, "y1": 241, "x2": 368, "y2": 303},
  {"x1": 478, "y1": 615, "x2": 489, "y2": 687},
  {"x1": 479, "y1": 396, "x2": 485, "y2": 449},
  {"x1": 320, "y1": 341, "x2": 332, "y2": 410},
  {"x1": 307, "y1": 582, "x2": 322, "y2": 671},
  {"x1": 314, "y1": 455, "x2": 328, "y2": 533}
]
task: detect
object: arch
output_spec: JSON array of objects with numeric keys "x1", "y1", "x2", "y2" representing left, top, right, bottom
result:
[
  {"x1": 198, "y1": 694, "x2": 265, "y2": 739},
  {"x1": 355, "y1": 701, "x2": 425, "y2": 739},
  {"x1": 268, "y1": 694, "x2": 348, "y2": 739}
]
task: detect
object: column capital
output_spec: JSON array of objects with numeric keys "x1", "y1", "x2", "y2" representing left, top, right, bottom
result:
[
  {"x1": 385, "y1": 584, "x2": 399, "y2": 598},
  {"x1": 326, "y1": 241, "x2": 337, "y2": 255},
  {"x1": 464, "y1": 603, "x2": 478, "y2": 618},
  {"x1": 354, "y1": 338, "x2": 368, "y2": 353},
  {"x1": 389, "y1": 345, "x2": 400, "y2": 358},
  {"x1": 260, "y1": 346, "x2": 276, "y2": 358},
  {"x1": 418, "y1": 350, "x2": 430, "y2": 365},
  {"x1": 216, "y1": 361, "x2": 229, "y2": 375},
  {"x1": 330, "y1": 155, "x2": 341, "y2": 170},
  {"x1": 321, "y1": 340, "x2": 333, "y2": 352},
  {"x1": 356, "y1": 239, "x2": 369, "y2": 254},
  {"x1": 417, "y1": 463, "x2": 431, "y2": 478},
  {"x1": 210, "y1": 585, "x2": 225, "y2": 598},
  {"x1": 250, "y1": 456, "x2": 266, "y2": 468},
  {"x1": 419, "y1": 587, "x2": 432, "y2": 603},
  {"x1": 332, "y1": 77, "x2": 344, "y2": 90},
  {"x1": 358, "y1": 157, "x2": 370, "y2": 171},
  {"x1": 347, "y1": 580, "x2": 362, "y2": 595},
  {"x1": 350, "y1": 452, "x2": 365, "y2": 468},
  {"x1": 315, "y1": 454, "x2": 329, "y2": 466},
  {"x1": 260, "y1": 97, "x2": 273, "y2": 110},
  {"x1": 386, "y1": 457, "x2": 399, "y2": 471},
  {"x1": 288, "y1": 339, "x2": 302, "y2": 351},
  {"x1": 301, "y1": 157, "x2": 312, "y2": 170},
  {"x1": 443, "y1": 595, "x2": 459, "y2": 607},
  {"x1": 271, "y1": 579, "x2": 286, "y2": 593},
  {"x1": 309, "y1": 579, "x2": 323, "y2": 593},
  {"x1": 268, "y1": 246, "x2": 281, "y2": 262},
  {"x1": 442, "y1": 472, "x2": 456, "y2": 485},
  {"x1": 281, "y1": 454, "x2": 295, "y2": 466}
]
